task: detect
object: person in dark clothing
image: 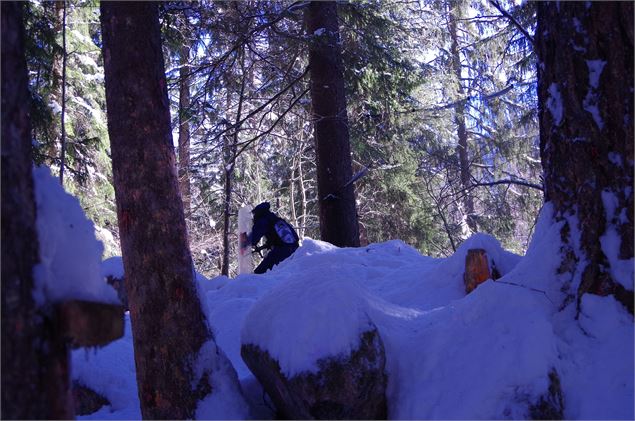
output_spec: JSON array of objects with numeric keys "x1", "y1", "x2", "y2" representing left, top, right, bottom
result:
[{"x1": 243, "y1": 202, "x2": 299, "y2": 274}]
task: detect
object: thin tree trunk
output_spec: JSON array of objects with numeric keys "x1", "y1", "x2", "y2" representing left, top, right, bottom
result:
[
  {"x1": 306, "y1": 0, "x2": 360, "y2": 247},
  {"x1": 178, "y1": 44, "x2": 192, "y2": 215},
  {"x1": 47, "y1": 0, "x2": 64, "y2": 162},
  {"x1": 288, "y1": 121, "x2": 305, "y2": 234},
  {"x1": 100, "y1": 3, "x2": 215, "y2": 417},
  {"x1": 59, "y1": 0, "x2": 67, "y2": 185},
  {"x1": 448, "y1": 2, "x2": 476, "y2": 234},
  {"x1": 536, "y1": 2, "x2": 633, "y2": 312},
  {"x1": 222, "y1": 48, "x2": 247, "y2": 277},
  {"x1": 221, "y1": 157, "x2": 233, "y2": 276},
  {"x1": 290, "y1": 156, "x2": 298, "y2": 229},
  {"x1": 1, "y1": 2, "x2": 73, "y2": 418},
  {"x1": 298, "y1": 132, "x2": 308, "y2": 240}
]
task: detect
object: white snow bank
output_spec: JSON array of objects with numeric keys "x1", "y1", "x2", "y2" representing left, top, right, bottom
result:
[
  {"x1": 72, "y1": 314, "x2": 140, "y2": 420},
  {"x1": 32, "y1": 166, "x2": 118, "y2": 305},
  {"x1": 496, "y1": 203, "x2": 568, "y2": 301},
  {"x1": 381, "y1": 280, "x2": 559, "y2": 419},
  {"x1": 554, "y1": 294, "x2": 634, "y2": 419},
  {"x1": 242, "y1": 272, "x2": 376, "y2": 377},
  {"x1": 101, "y1": 256, "x2": 124, "y2": 279},
  {"x1": 239, "y1": 235, "x2": 557, "y2": 418},
  {"x1": 74, "y1": 215, "x2": 633, "y2": 419}
]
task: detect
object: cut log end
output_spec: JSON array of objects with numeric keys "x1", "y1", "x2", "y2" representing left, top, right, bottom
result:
[
  {"x1": 464, "y1": 248, "x2": 495, "y2": 294},
  {"x1": 57, "y1": 300, "x2": 125, "y2": 348}
]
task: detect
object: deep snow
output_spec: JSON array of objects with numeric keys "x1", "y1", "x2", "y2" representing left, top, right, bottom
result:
[
  {"x1": 31, "y1": 165, "x2": 633, "y2": 419},
  {"x1": 72, "y1": 205, "x2": 633, "y2": 420}
]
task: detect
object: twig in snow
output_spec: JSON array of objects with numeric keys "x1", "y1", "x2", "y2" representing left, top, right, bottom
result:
[{"x1": 495, "y1": 280, "x2": 554, "y2": 305}]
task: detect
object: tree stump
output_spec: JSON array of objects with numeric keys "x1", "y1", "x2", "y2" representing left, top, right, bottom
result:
[{"x1": 464, "y1": 249, "x2": 496, "y2": 294}]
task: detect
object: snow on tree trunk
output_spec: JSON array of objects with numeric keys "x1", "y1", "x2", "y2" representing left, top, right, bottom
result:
[
  {"x1": 536, "y1": 2, "x2": 633, "y2": 312},
  {"x1": 306, "y1": 1, "x2": 361, "y2": 248},
  {"x1": 1, "y1": 2, "x2": 73, "y2": 418},
  {"x1": 237, "y1": 205, "x2": 253, "y2": 275},
  {"x1": 100, "y1": 3, "x2": 228, "y2": 418}
]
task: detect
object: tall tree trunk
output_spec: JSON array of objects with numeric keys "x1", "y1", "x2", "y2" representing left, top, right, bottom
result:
[
  {"x1": 221, "y1": 160, "x2": 233, "y2": 276},
  {"x1": 1, "y1": 2, "x2": 74, "y2": 418},
  {"x1": 100, "y1": 3, "x2": 215, "y2": 418},
  {"x1": 298, "y1": 149, "x2": 308, "y2": 240},
  {"x1": 58, "y1": 0, "x2": 68, "y2": 185},
  {"x1": 178, "y1": 44, "x2": 192, "y2": 216},
  {"x1": 47, "y1": 0, "x2": 64, "y2": 162},
  {"x1": 221, "y1": 51, "x2": 246, "y2": 276},
  {"x1": 290, "y1": 156, "x2": 298, "y2": 229},
  {"x1": 536, "y1": 2, "x2": 633, "y2": 312},
  {"x1": 306, "y1": 0, "x2": 360, "y2": 247},
  {"x1": 448, "y1": 2, "x2": 476, "y2": 234},
  {"x1": 288, "y1": 120, "x2": 305, "y2": 236}
]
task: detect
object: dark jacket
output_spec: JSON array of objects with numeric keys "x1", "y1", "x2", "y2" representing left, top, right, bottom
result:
[
  {"x1": 250, "y1": 210, "x2": 298, "y2": 249},
  {"x1": 249, "y1": 206, "x2": 299, "y2": 274}
]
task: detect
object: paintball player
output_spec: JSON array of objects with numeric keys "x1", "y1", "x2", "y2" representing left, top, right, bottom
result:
[{"x1": 241, "y1": 202, "x2": 299, "y2": 274}]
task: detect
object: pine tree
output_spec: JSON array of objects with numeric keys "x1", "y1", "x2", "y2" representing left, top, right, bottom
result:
[{"x1": 306, "y1": 0, "x2": 360, "y2": 247}]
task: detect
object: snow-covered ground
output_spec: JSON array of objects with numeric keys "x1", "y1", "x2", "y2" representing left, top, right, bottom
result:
[
  {"x1": 33, "y1": 165, "x2": 633, "y2": 419},
  {"x1": 73, "y1": 206, "x2": 633, "y2": 420}
]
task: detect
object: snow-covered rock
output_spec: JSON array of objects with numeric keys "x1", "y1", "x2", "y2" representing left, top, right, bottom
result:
[{"x1": 242, "y1": 326, "x2": 387, "y2": 419}]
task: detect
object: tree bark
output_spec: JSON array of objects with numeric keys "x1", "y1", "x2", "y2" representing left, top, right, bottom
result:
[
  {"x1": 1, "y1": 2, "x2": 73, "y2": 418},
  {"x1": 306, "y1": 1, "x2": 360, "y2": 247},
  {"x1": 100, "y1": 2, "x2": 214, "y2": 418},
  {"x1": 448, "y1": 2, "x2": 476, "y2": 234},
  {"x1": 178, "y1": 44, "x2": 192, "y2": 215},
  {"x1": 536, "y1": 2, "x2": 633, "y2": 312}
]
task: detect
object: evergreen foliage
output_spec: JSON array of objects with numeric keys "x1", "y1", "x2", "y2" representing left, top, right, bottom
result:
[
  {"x1": 24, "y1": 0, "x2": 118, "y2": 257},
  {"x1": 24, "y1": 0, "x2": 543, "y2": 276}
]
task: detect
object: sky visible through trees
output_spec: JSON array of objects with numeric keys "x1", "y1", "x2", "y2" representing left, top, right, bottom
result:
[{"x1": 22, "y1": 0, "x2": 541, "y2": 278}]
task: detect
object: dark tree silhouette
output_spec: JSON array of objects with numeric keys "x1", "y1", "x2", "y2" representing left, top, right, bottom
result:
[
  {"x1": 1, "y1": 2, "x2": 74, "y2": 418},
  {"x1": 306, "y1": 1, "x2": 361, "y2": 247},
  {"x1": 536, "y1": 1, "x2": 633, "y2": 312}
]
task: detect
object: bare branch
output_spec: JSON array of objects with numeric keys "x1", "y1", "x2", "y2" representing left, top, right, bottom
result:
[
  {"x1": 488, "y1": 0, "x2": 535, "y2": 45},
  {"x1": 468, "y1": 179, "x2": 543, "y2": 192}
]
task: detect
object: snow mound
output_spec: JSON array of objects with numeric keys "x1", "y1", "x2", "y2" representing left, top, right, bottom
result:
[
  {"x1": 75, "y1": 214, "x2": 633, "y2": 420},
  {"x1": 72, "y1": 314, "x2": 140, "y2": 420},
  {"x1": 101, "y1": 256, "x2": 124, "y2": 279},
  {"x1": 447, "y1": 232, "x2": 522, "y2": 275},
  {"x1": 241, "y1": 272, "x2": 375, "y2": 377},
  {"x1": 382, "y1": 280, "x2": 559, "y2": 419},
  {"x1": 33, "y1": 166, "x2": 118, "y2": 305}
]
